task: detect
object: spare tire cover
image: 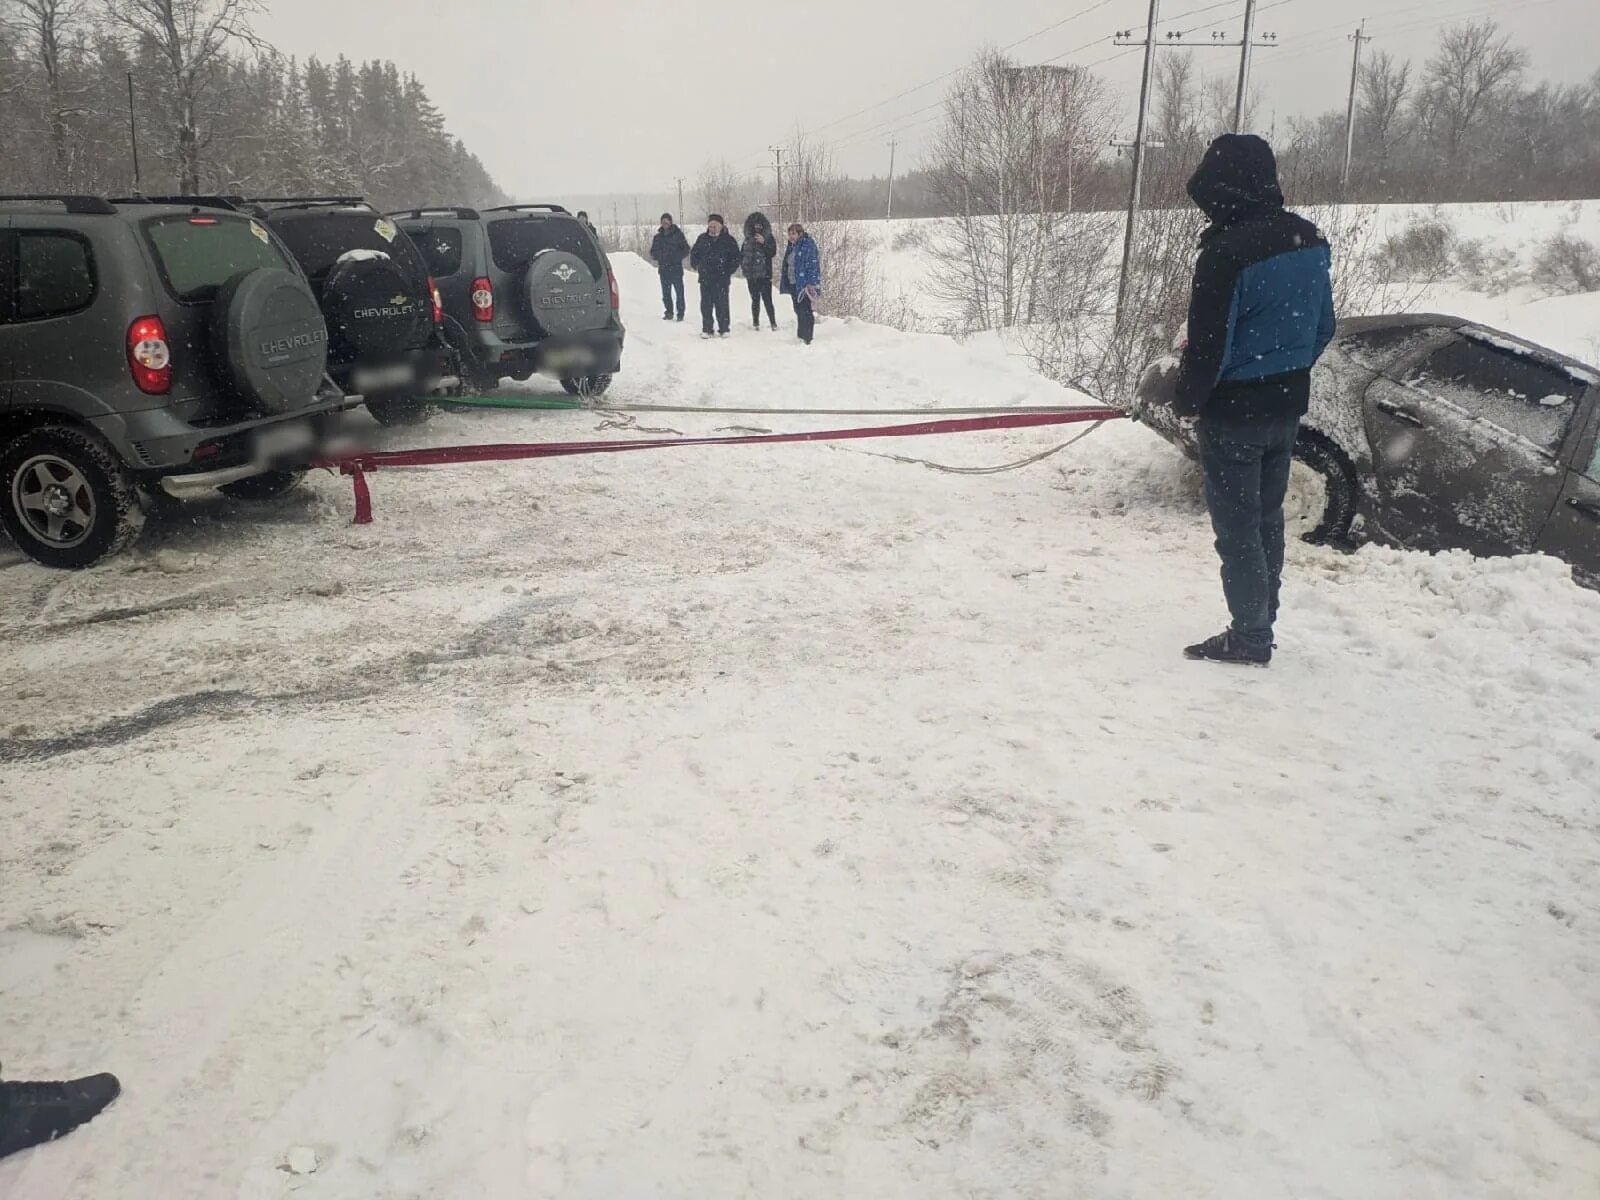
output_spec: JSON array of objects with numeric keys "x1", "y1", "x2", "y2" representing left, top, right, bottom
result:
[
  {"x1": 210, "y1": 269, "x2": 328, "y2": 414},
  {"x1": 524, "y1": 249, "x2": 609, "y2": 336},
  {"x1": 320, "y1": 253, "x2": 432, "y2": 359}
]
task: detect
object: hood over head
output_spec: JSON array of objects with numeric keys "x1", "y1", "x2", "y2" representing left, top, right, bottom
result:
[
  {"x1": 744, "y1": 211, "x2": 772, "y2": 239},
  {"x1": 1186, "y1": 134, "x2": 1285, "y2": 223}
]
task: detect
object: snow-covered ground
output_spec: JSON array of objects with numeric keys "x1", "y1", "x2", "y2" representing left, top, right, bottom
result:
[{"x1": 2, "y1": 251, "x2": 1598, "y2": 1199}]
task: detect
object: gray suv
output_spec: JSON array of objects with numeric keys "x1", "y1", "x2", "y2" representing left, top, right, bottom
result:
[
  {"x1": 393, "y1": 204, "x2": 624, "y2": 398},
  {"x1": 0, "y1": 194, "x2": 343, "y2": 569}
]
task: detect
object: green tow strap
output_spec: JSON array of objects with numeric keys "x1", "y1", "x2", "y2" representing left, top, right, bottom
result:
[{"x1": 440, "y1": 393, "x2": 585, "y2": 412}]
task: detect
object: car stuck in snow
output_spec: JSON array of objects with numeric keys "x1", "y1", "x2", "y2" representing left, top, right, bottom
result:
[{"x1": 1133, "y1": 314, "x2": 1600, "y2": 585}]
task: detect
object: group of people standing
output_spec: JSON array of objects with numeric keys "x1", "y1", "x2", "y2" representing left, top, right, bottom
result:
[{"x1": 649, "y1": 212, "x2": 821, "y2": 344}]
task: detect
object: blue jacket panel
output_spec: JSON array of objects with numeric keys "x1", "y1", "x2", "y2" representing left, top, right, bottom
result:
[
  {"x1": 781, "y1": 234, "x2": 821, "y2": 295},
  {"x1": 1219, "y1": 243, "x2": 1336, "y2": 384}
]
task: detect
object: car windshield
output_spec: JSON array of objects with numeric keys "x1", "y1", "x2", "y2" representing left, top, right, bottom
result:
[
  {"x1": 488, "y1": 216, "x2": 604, "y2": 279},
  {"x1": 143, "y1": 214, "x2": 294, "y2": 303},
  {"x1": 270, "y1": 212, "x2": 429, "y2": 287}
]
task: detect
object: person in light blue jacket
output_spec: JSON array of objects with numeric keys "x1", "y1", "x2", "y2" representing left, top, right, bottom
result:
[{"x1": 778, "y1": 223, "x2": 821, "y2": 345}]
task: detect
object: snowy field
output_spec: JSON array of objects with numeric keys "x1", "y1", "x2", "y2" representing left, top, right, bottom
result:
[{"x1": 2, "y1": 247, "x2": 1599, "y2": 1198}]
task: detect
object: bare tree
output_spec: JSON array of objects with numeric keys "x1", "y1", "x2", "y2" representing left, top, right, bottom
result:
[
  {"x1": 105, "y1": 0, "x2": 263, "y2": 194},
  {"x1": 1416, "y1": 20, "x2": 1527, "y2": 166},
  {"x1": 924, "y1": 51, "x2": 1113, "y2": 331},
  {"x1": 4, "y1": 0, "x2": 85, "y2": 182},
  {"x1": 693, "y1": 157, "x2": 754, "y2": 222},
  {"x1": 1357, "y1": 50, "x2": 1411, "y2": 165}
]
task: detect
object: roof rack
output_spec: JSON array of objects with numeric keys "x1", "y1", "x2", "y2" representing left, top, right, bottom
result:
[
  {"x1": 109, "y1": 194, "x2": 244, "y2": 211},
  {"x1": 0, "y1": 194, "x2": 117, "y2": 215},
  {"x1": 246, "y1": 196, "x2": 372, "y2": 212},
  {"x1": 483, "y1": 203, "x2": 571, "y2": 215},
  {"x1": 388, "y1": 206, "x2": 482, "y2": 221}
]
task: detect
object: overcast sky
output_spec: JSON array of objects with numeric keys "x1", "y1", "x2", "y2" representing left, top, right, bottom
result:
[{"x1": 256, "y1": 0, "x2": 1599, "y2": 204}]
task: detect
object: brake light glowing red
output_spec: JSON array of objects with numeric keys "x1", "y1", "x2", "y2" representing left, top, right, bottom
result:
[
  {"x1": 607, "y1": 270, "x2": 619, "y2": 311},
  {"x1": 471, "y1": 276, "x2": 494, "y2": 323},
  {"x1": 428, "y1": 277, "x2": 443, "y2": 325},
  {"x1": 127, "y1": 315, "x2": 172, "y2": 394},
  {"x1": 188, "y1": 216, "x2": 218, "y2": 225}
]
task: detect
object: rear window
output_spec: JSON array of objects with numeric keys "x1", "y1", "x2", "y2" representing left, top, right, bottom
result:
[
  {"x1": 488, "y1": 217, "x2": 603, "y2": 278},
  {"x1": 411, "y1": 226, "x2": 464, "y2": 278},
  {"x1": 268, "y1": 213, "x2": 429, "y2": 286},
  {"x1": 144, "y1": 215, "x2": 293, "y2": 303}
]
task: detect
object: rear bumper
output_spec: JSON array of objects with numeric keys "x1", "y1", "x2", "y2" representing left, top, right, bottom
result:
[
  {"x1": 463, "y1": 326, "x2": 625, "y2": 378},
  {"x1": 100, "y1": 383, "x2": 350, "y2": 474},
  {"x1": 329, "y1": 344, "x2": 456, "y2": 399}
]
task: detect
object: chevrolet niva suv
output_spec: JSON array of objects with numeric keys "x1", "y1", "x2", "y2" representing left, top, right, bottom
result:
[
  {"x1": 393, "y1": 204, "x2": 623, "y2": 398},
  {"x1": 247, "y1": 197, "x2": 455, "y2": 425},
  {"x1": 0, "y1": 194, "x2": 343, "y2": 569}
]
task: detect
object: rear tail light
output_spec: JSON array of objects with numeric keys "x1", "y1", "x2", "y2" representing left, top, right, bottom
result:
[
  {"x1": 428, "y1": 277, "x2": 443, "y2": 325},
  {"x1": 471, "y1": 276, "x2": 494, "y2": 323},
  {"x1": 607, "y1": 270, "x2": 619, "y2": 311},
  {"x1": 127, "y1": 315, "x2": 172, "y2": 395}
]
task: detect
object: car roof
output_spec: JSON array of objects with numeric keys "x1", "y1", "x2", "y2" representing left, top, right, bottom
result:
[{"x1": 1335, "y1": 313, "x2": 1466, "y2": 335}]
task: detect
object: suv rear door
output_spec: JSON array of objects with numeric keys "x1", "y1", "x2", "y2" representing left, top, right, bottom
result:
[
  {"x1": 486, "y1": 214, "x2": 609, "y2": 339},
  {"x1": 1363, "y1": 329, "x2": 1585, "y2": 556},
  {"x1": 139, "y1": 209, "x2": 304, "y2": 410}
]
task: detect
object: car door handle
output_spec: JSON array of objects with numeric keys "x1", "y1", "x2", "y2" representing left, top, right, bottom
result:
[
  {"x1": 1567, "y1": 497, "x2": 1600, "y2": 522},
  {"x1": 1375, "y1": 398, "x2": 1425, "y2": 427}
]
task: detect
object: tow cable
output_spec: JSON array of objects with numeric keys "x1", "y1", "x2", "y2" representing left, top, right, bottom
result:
[{"x1": 314, "y1": 403, "x2": 1125, "y2": 525}]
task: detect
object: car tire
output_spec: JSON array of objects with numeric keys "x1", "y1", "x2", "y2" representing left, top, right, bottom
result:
[
  {"x1": 560, "y1": 374, "x2": 612, "y2": 399},
  {"x1": 219, "y1": 469, "x2": 305, "y2": 501},
  {"x1": 1289, "y1": 433, "x2": 1360, "y2": 547},
  {"x1": 1, "y1": 425, "x2": 145, "y2": 569},
  {"x1": 366, "y1": 395, "x2": 433, "y2": 427}
]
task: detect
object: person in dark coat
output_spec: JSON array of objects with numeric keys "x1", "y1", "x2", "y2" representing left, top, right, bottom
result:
[
  {"x1": 741, "y1": 211, "x2": 778, "y2": 331},
  {"x1": 576, "y1": 211, "x2": 599, "y2": 239},
  {"x1": 689, "y1": 213, "x2": 742, "y2": 338},
  {"x1": 1174, "y1": 134, "x2": 1335, "y2": 667},
  {"x1": 778, "y1": 223, "x2": 821, "y2": 345},
  {"x1": 650, "y1": 213, "x2": 690, "y2": 321}
]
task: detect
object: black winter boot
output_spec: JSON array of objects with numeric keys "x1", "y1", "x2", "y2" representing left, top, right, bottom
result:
[
  {"x1": 0, "y1": 1067, "x2": 121, "y2": 1159},
  {"x1": 1183, "y1": 630, "x2": 1271, "y2": 666}
]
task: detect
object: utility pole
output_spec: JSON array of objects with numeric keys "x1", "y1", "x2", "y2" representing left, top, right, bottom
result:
[
  {"x1": 127, "y1": 72, "x2": 142, "y2": 192},
  {"x1": 1115, "y1": 0, "x2": 1162, "y2": 332},
  {"x1": 1232, "y1": 0, "x2": 1258, "y2": 132},
  {"x1": 768, "y1": 145, "x2": 786, "y2": 212},
  {"x1": 675, "y1": 176, "x2": 684, "y2": 218},
  {"x1": 885, "y1": 135, "x2": 897, "y2": 221},
  {"x1": 1342, "y1": 21, "x2": 1371, "y2": 196}
]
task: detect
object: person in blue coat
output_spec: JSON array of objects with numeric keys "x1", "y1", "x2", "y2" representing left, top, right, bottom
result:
[
  {"x1": 779, "y1": 223, "x2": 821, "y2": 345},
  {"x1": 1174, "y1": 134, "x2": 1335, "y2": 667}
]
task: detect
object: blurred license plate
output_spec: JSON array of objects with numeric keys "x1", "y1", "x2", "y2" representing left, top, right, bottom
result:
[
  {"x1": 353, "y1": 364, "x2": 416, "y2": 393},
  {"x1": 255, "y1": 420, "x2": 314, "y2": 463},
  {"x1": 543, "y1": 347, "x2": 594, "y2": 370}
]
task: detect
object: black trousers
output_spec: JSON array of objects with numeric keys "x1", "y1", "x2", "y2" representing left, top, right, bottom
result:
[
  {"x1": 699, "y1": 277, "x2": 731, "y2": 333},
  {"x1": 660, "y1": 269, "x2": 684, "y2": 317},
  {"x1": 747, "y1": 277, "x2": 776, "y2": 326},
  {"x1": 791, "y1": 292, "x2": 815, "y2": 343}
]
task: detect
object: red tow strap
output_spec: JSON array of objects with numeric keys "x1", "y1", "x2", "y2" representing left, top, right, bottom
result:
[{"x1": 315, "y1": 407, "x2": 1123, "y2": 525}]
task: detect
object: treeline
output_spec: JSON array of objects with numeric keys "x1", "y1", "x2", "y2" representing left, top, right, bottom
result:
[
  {"x1": 1281, "y1": 21, "x2": 1600, "y2": 204},
  {"x1": 0, "y1": 0, "x2": 504, "y2": 209}
]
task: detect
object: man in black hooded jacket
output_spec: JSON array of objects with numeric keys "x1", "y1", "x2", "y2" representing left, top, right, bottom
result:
[
  {"x1": 1175, "y1": 134, "x2": 1335, "y2": 667},
  {"x1": 650, "y1": 213, "x2": 690, "y2": 320}
]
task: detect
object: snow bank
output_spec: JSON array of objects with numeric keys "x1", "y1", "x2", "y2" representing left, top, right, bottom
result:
[{"x1": 1, "y1": 252, "x2": 1596, "y2": 1200}]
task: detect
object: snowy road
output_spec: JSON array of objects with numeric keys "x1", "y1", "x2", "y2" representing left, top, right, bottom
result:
[{"x1": 2, "y1": 255, "x2": 1598, "y2": 1199}]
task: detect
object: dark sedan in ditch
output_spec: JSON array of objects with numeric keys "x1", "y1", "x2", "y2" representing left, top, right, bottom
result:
[{"x1": 1132, "y1": 314, "x2": 1600, "y2": 586}]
